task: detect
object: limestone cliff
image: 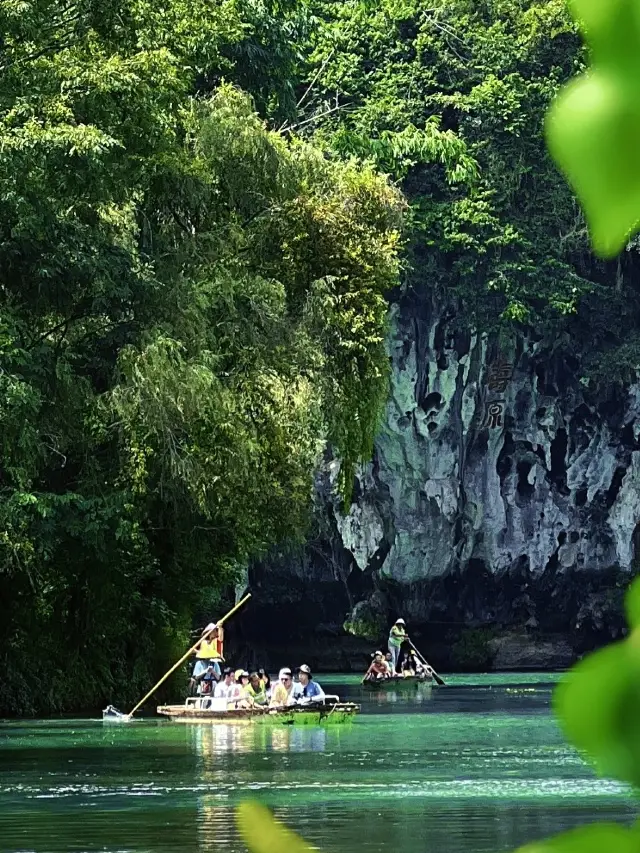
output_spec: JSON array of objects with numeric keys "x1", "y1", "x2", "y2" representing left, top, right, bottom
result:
[{"x1": 245, "y1": 287, "x2": 640, "y2": 671}]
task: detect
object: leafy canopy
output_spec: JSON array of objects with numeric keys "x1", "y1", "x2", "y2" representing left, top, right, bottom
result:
[
  {"x1": 298, "y1": 0, "x2": 601, "y2": 326},
  {"x1": 0, "y1": 0, "x2": 402, "y2": 714}
]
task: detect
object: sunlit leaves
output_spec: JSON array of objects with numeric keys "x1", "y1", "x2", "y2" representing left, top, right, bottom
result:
[
  {"x1": 545, "y1": 0, "x2": 640, "y2": 257},
  {"x1": 327, "y1": 122, "x2": 479, "y2": 184},
  {"x1": 302, "y1": 0, "x2": 594, "y2": 327},
  {"x1": 0, "y1": 0, "x2": 403, "y2": 714}
]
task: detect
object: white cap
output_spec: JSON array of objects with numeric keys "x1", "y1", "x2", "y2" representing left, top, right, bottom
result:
[
  {"x1": 203, "y1": 622, "x2": 216, "y2": 634},
  {"x1": 279, "y1": 668, "x2": 292, "y2": 680},
  {"x1": 396, "y1": 618, "x2": 405, "y2": 624}
]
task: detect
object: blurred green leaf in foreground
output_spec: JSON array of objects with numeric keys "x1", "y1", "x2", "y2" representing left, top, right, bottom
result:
[{"x1": 546, "y1": 0, "x2": 640, "y2": 257}]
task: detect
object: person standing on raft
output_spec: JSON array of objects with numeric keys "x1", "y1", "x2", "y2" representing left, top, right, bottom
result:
[
  {"x1": 388, "y1": 618, "x2": 407, "y2": 675},
  {"x1": 190, "y1": 622, "x2": 224, "y2": 692}
]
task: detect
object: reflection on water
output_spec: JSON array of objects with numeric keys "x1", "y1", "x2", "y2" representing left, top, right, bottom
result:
[
  {"x1": 362, "y1": 683, "x2": 433, "y2": 704},
  {"x1": 191, "y1": 722, "x2": 329, "y2": 853},
  {"x1": 196, "y1": 797, "x2": 234, "y2": 853},
  {"x1": 0, "y1": 674, "x2": 636, "y2": 853},
  {"x1": 192, "y1": 723, "x2": 328, "y2": 765}
]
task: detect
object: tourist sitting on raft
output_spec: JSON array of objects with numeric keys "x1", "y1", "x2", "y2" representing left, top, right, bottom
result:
[
  {"x1": 401, "y1": 651, "x2": 416, "y2": 676},
  {"x1": 293, "y1": 664, "x2": 325, "y2": 703},
  {"x1": 269, "y1": 668, "x2": 295, "y2": 706},
  {"x1": 214, "y1": 667, "x2": 235, "y2": 699},
  {"x1": 363, "y1": 651, "x2": 393, "y2": 681},
  {"x1": 233, "y1": 670, "x2": 254, "y2": 708},
  {"x1": 199, "y1": 664, "x2": 219, "y2": 695},
  {"x1": 247, "y1": 672, "x2": 269, "y2": 705}
]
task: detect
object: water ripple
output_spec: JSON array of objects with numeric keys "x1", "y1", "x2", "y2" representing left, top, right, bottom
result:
[{"x1": 0, "y1": 675, "x2": 635, "y2": 853}]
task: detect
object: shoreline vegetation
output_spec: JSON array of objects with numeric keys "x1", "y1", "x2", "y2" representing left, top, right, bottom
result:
[
  {"x1": 0, "y1": 0, "x2": 403, "y2": 715},
  {"x1": 2, "y1": 0, "x2": 640, "y2": 716}
]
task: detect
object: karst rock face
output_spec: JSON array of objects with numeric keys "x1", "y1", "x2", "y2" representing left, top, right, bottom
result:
[{"x1": 246, "y1": 288, "x2": 640, "y2": 670}]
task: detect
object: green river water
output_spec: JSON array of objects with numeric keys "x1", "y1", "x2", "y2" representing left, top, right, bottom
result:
[{"x1": 0, "y1": 673, "x2": 636, "y2": 853}]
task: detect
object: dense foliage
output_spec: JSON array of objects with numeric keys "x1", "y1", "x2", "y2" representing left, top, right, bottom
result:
[
  {"x1": 0, "y1": 0, "x2": 403, "y2": 714},
  {"x1": 299, "y1": 0, "x2": 640, "y2": 352},
  {"x1": 4, "y1": 0, "x2": 640, "y2": 714}
]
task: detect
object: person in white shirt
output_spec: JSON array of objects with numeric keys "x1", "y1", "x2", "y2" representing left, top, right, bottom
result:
[{"x1": 214, "y1": 668, "x2": 236, "y2": 700}]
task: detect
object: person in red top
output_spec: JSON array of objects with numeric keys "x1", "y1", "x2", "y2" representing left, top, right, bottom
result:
[{"x1": 363, "y1": 651, "x2": 391, "y2": 682}]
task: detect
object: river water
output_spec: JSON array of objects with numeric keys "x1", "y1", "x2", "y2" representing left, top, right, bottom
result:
[{"x1": 0, "y1": 673, "x2": 635, "y2": 853}]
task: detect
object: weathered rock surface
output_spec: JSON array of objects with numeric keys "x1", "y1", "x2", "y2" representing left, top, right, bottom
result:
[
  {"x1": 487, "y1": 633, "x2": 574, "y2": 670},
  {"x1": 244, "y1": 287, "x2": 640, "y2": 670}
]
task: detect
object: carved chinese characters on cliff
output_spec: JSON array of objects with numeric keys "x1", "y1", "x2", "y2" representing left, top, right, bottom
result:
[
  {"x1": 484, "y1": 401, "x2": 505, "y2": 429},
  {"x1": 483, "y1": 359, "x2": 513, "y2": 430},
  {"x1": 487, "y1": 361, "x2": 512, "y2": 393}
]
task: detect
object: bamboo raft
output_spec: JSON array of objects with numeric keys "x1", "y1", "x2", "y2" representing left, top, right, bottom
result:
[
  {"x1": 157, "y1": 696, "x2": 360, "y2": 724},
  {"x1": 362, "y1": 675, "x2": 433, "y2": 689}
]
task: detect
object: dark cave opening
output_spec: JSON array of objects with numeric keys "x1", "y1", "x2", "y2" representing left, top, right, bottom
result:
[
  {"x1": 497, "y1": 432, "x2": 515, "y2": 481},
  {"x1": 422, "y1": 391, "x2": 443, "y2": 413},
  {"x1": 516, "y1": 460, "x2": 535, "y2": 499},
  {"x1": 550, "y1": 427, "x2": 568, "y2": 492},
  {"x1": 605, "y1": 466, "x2": 627, "y2": 509}
]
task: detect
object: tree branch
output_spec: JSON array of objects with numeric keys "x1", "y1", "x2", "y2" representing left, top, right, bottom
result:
[{"x1": 284, "y1": 103, "x2": 352, "y2": 134}]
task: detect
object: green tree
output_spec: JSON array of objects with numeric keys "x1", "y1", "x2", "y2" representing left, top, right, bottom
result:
[
  {"x1": 297, "y1": 0, "x2": 633, "y2": 327},
  {"x1": 0, "y1": 0, "x2": 403, "y2": 714}
]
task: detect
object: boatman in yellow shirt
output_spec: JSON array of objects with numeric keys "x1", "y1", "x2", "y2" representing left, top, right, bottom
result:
[
  {"x1": 190, "y1": 622, "x2": 224, "y2": 691},
  {"x1": 388, "y1": 618, "x2": 407, "y2": 675}
]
